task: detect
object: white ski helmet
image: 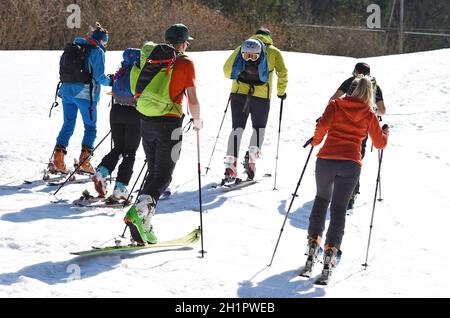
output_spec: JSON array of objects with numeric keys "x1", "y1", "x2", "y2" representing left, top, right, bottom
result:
[{"x1": 241, "y1": 39, "x2": 262, "y2": 55}]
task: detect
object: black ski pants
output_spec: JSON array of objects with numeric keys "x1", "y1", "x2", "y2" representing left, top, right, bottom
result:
[
  {"x1": 308, "y1": 158, "x2": 361, "y2": 249},
  {"x1": 98, "y1": 104, "x2": 141, "y2": 185},
  {"x1": 140, "y1": 118, "x2": 182, "y2": 203},
  {"x1": 226, "y1": 93, "x2": 270, "y2": 158}
]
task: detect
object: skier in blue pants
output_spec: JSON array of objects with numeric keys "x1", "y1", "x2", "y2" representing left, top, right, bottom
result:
[{"x1": 49, "y1": 23, "x2": 112, "y2": 175}]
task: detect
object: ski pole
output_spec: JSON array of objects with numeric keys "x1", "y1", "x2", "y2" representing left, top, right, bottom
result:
[
  {"x1": 127, "y1": 160, "x2": 148, "y2": 203},
  {"x1": 120, "y1": 160, "x2": 151, "y2": 238},
  {"x1": 110, "y1": 94, "x2": 114, "y2": 151},
  {"x1": 273, "y1": 98, "x2": 284, "y2": 190},
  {"x1": 110, "y1": 106, "x2": 114, "y2": 186},
  {"x1": 52, "y1": 130, "x2": 111, "y2": 196},
  {"x1": 377, "y1": 150, "x2": 383, "y2": 202},
  {"x1": 268, "y1": 137, "x2": 314, "y2": 267},
  {"x1": 196, "y1": 129, "x2": 206, "y2": 257},
  {"x1": 375, "y1": 116, "x2": 384, "y2": 201},
  {"x1": 205, "y1": 95, "x2": 231, "y2": 175},
  {"x1": 362, "y1": 148, "x2": 384, "y2": 269},
  {"x1": 43, "y1": 147, "x2": 59, "y2": 180}
]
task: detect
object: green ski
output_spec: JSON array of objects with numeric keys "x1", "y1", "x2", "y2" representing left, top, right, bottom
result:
[{"x1": 72, "y1": 229, "x2": 201, "y2": 256}]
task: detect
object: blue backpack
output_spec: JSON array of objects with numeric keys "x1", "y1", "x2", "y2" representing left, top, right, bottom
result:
[{"x1": 112, "y1": 48, "x2": 141, "y2": 106}]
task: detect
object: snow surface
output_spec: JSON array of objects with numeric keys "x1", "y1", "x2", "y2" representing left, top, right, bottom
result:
[{"x1": 0, "y1": 49, "x2": 449, "y2": 298}]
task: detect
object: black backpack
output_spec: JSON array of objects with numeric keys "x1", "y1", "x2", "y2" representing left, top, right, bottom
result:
[
  {"x1": 59, "y1": 42, "x2": 93, "y2": 84},
  {"x1": 50, "y1": 41, "x2": 96, "y2": 119},
  {"x1": 135, "y1": 44, "x2": 177, "y2": 96},
  {"x1": 238, "y1": 60, "x2": 266, "y2": 86}
]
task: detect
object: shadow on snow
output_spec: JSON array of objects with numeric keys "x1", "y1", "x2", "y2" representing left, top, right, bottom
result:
[
  {"x1": 1, "y1": 203, "x2": 113, "y2": 223},
  {"x1": 0, "y1": 247, "x2": 193, "y2": 286},
  {"x1": 237, "y1": 269, "x2": 326, "y2": 298}
]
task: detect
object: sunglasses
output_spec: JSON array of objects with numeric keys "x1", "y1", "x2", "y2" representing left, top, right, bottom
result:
[
  {"x1": 242, "y1": 52, "x2": 260, "y2": 61},
  {"x1": 185, "y1": 41, "x2": 190, "y2": 47}
]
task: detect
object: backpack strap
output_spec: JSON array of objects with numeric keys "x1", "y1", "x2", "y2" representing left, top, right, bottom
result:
[
  {"x1": 113, "y1": 65, "x2": 129, "y2": 81},
  {"x1": 171, "y1": 54, "x2": 190, "y2": 113},
  {"x1": 88, "y1": 69, "x2": 94, "y2": 121},
  {"x1": 135, "y1": 55, "x2": 176, "y2": 97},
  {"x1": 81, "y1": 37, "x2": 97, "y2": 121},
  {"x1": 82, "y1": 37, "x2": 99, "y2": 48},
  {"x1": 147, "y1": 57, "x2": 176, "y2": 75},
  {"x1": 242, "y1": 84, "x2": 255, "y2": 115}
]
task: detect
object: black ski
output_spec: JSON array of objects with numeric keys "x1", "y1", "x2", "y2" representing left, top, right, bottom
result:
[
  {"x1": 47, "y1": 176, "x2": 115, "y2": 187},
  {"x1": 212, "y1": 173, "x2": 271, "y2": 191},
  {"x1": 72, "y1": 190, "x2": 132, "y2": 208},
  {"x1": 25, "y1": 175, "x2": 66, "y2": 185},
  {"x1": 212, "y1": 178, "x2": 256, "y2": 191},
  {"x1": 1, "y1": 174, "x2": 70, "y2": 191},
  {"x1": 314, "y1": 250, "x2": 342, "y2": 286},
  {"x1": 47, "y1": 176, "x2": 91, "y2": 186},
  {"x1": 314, "y1": 265, "x2": 333, "y2": 285},
  {"x1": 72, "y1": 190, "x2": 105, "y2": 206},
  {"x1": 103, "y1": 196, "x2": 132, "y2": 208}
]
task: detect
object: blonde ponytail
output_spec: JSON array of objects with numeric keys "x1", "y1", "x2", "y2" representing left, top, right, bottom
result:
[{"x1": 351, "y1": 75, "x2": 374, "y2": 107}]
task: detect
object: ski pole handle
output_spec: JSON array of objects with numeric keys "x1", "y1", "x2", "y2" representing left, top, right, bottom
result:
[{"x1": 303, "y1": 137, "x2": 313, "y2": 148}]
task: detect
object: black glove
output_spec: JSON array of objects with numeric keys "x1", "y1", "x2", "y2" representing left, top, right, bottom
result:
[
  {"x1": 108, "y1": 74, "x2": 114, "y2": 86},
  {"x1": 277, "y1": 93, "x2": 287, "y2": 100},
  {"x1": 382, "y1": 124, "x2": 390, "y2": 136}
]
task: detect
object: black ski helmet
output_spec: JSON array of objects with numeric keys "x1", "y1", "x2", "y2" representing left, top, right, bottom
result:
[{"x1": 354, "y1": 62, "x2": 370, "y2": 76}]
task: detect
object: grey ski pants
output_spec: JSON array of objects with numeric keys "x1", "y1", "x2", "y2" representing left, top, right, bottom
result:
[{"x1": 308, "y1": 158, "x2": 361, "y2": 249}]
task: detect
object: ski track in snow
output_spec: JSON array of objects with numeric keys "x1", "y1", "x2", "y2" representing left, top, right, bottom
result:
[{"x1": 0, "y1": 49, "x2": 449, "y2": 297}]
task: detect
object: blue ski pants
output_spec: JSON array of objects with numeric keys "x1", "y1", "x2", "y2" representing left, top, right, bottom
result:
[{"x1": 56, "y1": 97, "x2": 97, "y2": 149}]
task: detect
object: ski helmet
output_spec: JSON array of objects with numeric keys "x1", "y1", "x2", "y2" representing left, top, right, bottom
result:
[
  {"x1": 256, "y1": 27, "x2": 271, "y2": 37},
  {"x1": 241, "y1": 39, "x2": 262, "y2": 61},
  {"x1": 354, "y1": 62, "x2": 370, "y2": 76}
]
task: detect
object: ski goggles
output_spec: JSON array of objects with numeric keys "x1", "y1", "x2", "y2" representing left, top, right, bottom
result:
[{"x1": 242, "y1": 52, "x2": 260, "y2": 61}]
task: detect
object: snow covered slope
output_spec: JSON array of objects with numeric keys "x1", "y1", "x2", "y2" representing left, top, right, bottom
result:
[{"x1": 0, "y1": 48, "x2": 449, "y2": 297}]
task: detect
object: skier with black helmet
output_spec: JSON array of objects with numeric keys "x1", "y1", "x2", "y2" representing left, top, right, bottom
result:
[{"x1": 328, "y1": 62, "x2": 387, "y2": 209}]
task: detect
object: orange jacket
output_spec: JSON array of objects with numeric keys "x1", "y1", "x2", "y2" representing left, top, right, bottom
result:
[{"x1": 312, "y1": 96, "x2": 388, "y2": 165}]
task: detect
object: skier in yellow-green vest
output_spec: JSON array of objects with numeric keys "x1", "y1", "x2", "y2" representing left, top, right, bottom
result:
[
  {"x1": 123, "y1": 24, "x2": 202, "y2": 245},
  {"x1": 222, "y1": 27, "x2": 288, "y2": 184}
]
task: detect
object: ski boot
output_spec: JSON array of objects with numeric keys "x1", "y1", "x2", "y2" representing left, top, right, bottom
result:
[
  {"x1": 77, "y1": 145, "x2": 95, "y2": 175},
  {"x1": 243, "y1": 146, "x2": 259, "y2": 181},
  {"x1": 221, "y1": 156, "x2": 237, "y2": 186},
  {"x1": 111, "y1": 182, "x2": 130, "y2": 201},
  {"x1": 92, "y1": 166, "x2": 109, "y2": 197},
  {"x1": 160, "y1": 188, "x2": 171, "y2": 200},
  {"x1": 347, "y1": 193, "x2": 357, "y2": 210},
  {"x1": 299, "y1": 236, "x2": 322, "y2": 277},
  {"x1": 123, "y1": 195, "x2": 157, "y2": 245},
  {"x1": 315, "y1": 245, "x2": 341, "y2": 285},
  {"x1": 47, "y1": 145, "x2": 69, "y2": 175},
  {"x1": 81, "y1": 189, "x2": 95, "y2": 200}
]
